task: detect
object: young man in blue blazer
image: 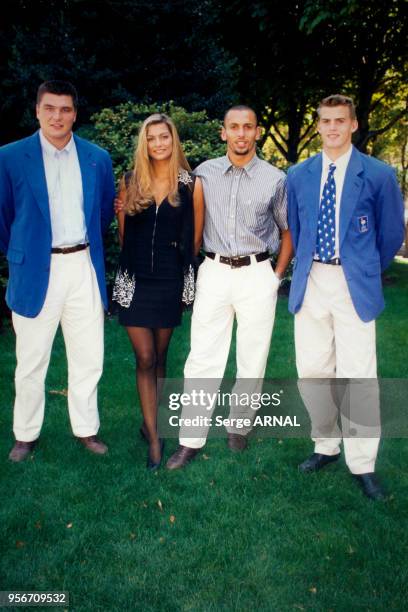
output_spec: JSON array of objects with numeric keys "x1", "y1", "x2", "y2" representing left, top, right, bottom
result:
[
  {"x1": 0, "y1": 81, "x2": 115, "y2": 461},
  {"x1": 287, "y1": 94, "x2": 404, "y2": 500}
]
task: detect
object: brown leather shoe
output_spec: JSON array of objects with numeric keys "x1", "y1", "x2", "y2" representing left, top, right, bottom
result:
[
  {"x1": 9, "y1": 440, "x2": 37, "y2": 462},
  {"x1": 227, "y1": 432, "x2": 248, "y2": 452},
  {"x1": 166, "y1": 445, "x2": 199, "y2": 470},
  {"x1": 77, "y1": 435, "x2": 108, "y2": 455}
]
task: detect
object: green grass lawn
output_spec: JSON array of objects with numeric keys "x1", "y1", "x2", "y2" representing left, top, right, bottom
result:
[{"x1": 1, "y1": 261, "x2": 408, "y2": 612}]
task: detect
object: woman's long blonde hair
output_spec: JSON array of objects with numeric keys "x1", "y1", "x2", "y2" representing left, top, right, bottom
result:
[{"x1": 124, "y1": 113, "x2": 191, "y2": 214}]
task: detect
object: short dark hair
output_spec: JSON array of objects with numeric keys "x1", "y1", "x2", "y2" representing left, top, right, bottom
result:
[
  {"x1": 224, "y1": 105, "x2": 258, "y2": 126},
  {"x1": 36, "y1": 80, "x2": 79, "y2": 109},
  {"x1": 317, "y1": 94, "x2": 356, "y2": 120}
]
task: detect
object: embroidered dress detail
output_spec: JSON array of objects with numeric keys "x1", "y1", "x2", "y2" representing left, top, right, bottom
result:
[
  {"x1": 182, "y1": 264, "x2": 195, "y2": 306},
  {"x1": 178, "y1": 168, "x2": 193, "y2": 186},
  {"x1": 112, "y1": 268, "x2": 136, "y2": 308}
]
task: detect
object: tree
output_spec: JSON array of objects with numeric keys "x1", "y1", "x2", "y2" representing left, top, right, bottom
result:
[
  {"x1": 300, "y1": 0, "x2": 408, "y2": 153},
  {"x1": 216, "y1": 0, "x2": 408, "y2": 163},
  {"x1": 0, "y1": 0, "x2": 238, "y2": 144}
]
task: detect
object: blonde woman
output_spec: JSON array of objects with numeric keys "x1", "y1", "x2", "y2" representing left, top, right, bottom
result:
[{"x1": 112, "y1": 114, "x2": 204, "y2": 469}]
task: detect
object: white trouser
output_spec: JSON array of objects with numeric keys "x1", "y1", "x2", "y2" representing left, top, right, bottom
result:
[
  {"x1": 180, "y1": 255, "x2": 280, "y2": 449},
  {"x1": 295, "y1": 262, "x2": 379, "y2": 474},
  {"x1": 12, "y1": 248, "x2": 104, "y2": 442}
]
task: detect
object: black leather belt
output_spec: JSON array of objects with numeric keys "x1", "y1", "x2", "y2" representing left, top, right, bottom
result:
[
  {"x1": 314, "y1": 257, "x2": 341, "y2": 266},
  {"x1": 51, "y1": 243, "x2": 89, "y2": 255},
  {"x1": 206, "y1": 251, "x2": 270, "y2": 268}
]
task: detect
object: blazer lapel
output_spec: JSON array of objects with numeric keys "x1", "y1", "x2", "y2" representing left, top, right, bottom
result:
[
  {"x1": 74, "y1": 135, "x2": 96, "y2": 229},
  {"x1": 306, "y1": 153, "x2": 323, "y2": 239},
  {"x1": 24, "y1": 133, "x2": 51, "y2": 228},
  {"x1": 339, "y1": 147, "x2": 363, "y2": 249}
]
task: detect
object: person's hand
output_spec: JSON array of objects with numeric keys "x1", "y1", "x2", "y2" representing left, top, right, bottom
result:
[{"x1": 114, "y1": 197, "x2": 124, "y2": 215}]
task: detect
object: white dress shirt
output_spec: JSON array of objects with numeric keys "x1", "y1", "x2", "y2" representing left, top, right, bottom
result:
[
  {"x1": 39, "y1": 130, "x2": 86, "y2": 248},
  {"x1": 320, "y1": 146, "x2": 353, "y2": 258}
]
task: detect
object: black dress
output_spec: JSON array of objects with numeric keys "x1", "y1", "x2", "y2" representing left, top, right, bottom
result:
[{"x1": 112, "y1": 169, "x2": 195, "y2": 328}]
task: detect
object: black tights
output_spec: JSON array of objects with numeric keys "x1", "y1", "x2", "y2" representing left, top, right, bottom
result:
[{"x1": 126, "y1": 326, "x2": 173, "y2": 460}]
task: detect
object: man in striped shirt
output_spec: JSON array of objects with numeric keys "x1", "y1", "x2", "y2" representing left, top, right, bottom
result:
[{"x1": 167, "y1": 105, "x2": 293, "y2": 469}]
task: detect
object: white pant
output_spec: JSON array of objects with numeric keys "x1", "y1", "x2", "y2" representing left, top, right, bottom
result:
[
  {"x1": 12, "y1": 248, "x2": 104, "y2": 442},
  {"x1": 180, "y1": 255, "x2": 280, "y2": 448},
  {"x1": 295, "y1": 262, "x2": 379, "y2": 474}
]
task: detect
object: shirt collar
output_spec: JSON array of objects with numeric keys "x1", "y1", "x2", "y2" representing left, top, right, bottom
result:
[
  {"x1": 322, "y1": 146, "x2": 353, "y2": 175},
  {"x1": 222, "y1": 153, "x2": 259, "y2": 177},
  {"x1": 39, "y1": 130, "x2": 74, "y2": 157}
]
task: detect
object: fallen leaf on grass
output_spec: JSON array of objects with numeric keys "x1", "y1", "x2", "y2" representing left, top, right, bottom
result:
[
  {"x1": 16, "y1": 540, "x2": 25, "y2": 548},
  {"x1": 169, "y1": 515, "x2": 176, "y2": 524},
  {"x1": 35, "y1": 521, "x2": 42, "y2": 530},
  {"x1": 129, "y1": 533, "x2": 136, "y2": 540},
  {"x1": 49, "y1": 389, "x2": 68, "y2": 397},
  {"x1": 202, "y1": 454, "x2": 209, "y2": 460},
  {"x1": 309, "y1": 586, "x2": 317, "y2": 594},
  {"x1": 157, "y1": 499, "x2": 163, "y2": 511}
]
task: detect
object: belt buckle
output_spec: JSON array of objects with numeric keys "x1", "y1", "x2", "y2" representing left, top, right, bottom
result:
[{"x1": 229, "y1": 256, "x2": 242, "y2": 269}]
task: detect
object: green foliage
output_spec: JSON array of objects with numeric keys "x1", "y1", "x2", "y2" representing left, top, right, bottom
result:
[
  {"x1": 0, "y1": 0, "x2": 238, "y2": 144},
  {"x1": 79, "y1": 101, "x2": 226, "y2": 182}
]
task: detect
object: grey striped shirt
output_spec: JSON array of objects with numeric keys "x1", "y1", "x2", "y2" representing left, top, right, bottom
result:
[{"x1": 194, "y1": 154, "x2": 288, "y2": 256}]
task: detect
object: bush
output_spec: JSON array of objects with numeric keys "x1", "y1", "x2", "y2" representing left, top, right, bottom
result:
[
  {"x1": 78, "y1": 101, "x2": 227, "y2": 287},
  {"x1": 78, "y1": 101, "x2": 226, "y2": 181}
]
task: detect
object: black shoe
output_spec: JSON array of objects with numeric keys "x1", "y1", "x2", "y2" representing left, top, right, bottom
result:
[
  {"x1": 299, "y1": 452, "x2": 340, "y2": 473},
  {"x1": 147, "y1": 439, "x2": 164, "y2": 471},
  {"x1": 353, "y1": 473, "x2": 386, "y2": 501}
]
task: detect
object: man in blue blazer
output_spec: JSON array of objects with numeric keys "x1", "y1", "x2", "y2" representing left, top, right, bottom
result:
[
  {"x1": 287, "y1": 94, "x2": 404, "y2": 500},
  {"x1": 0, "y1": 81, "x2": 115, "y2": 461}
]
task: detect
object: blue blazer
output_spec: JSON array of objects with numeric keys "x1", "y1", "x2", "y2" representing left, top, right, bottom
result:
[
  {"x1": 287, "y1": 146, "x2": 404, "y2": 322},
  {"x1": 0, "y1": 132, "x2": 115, "y2": 317}
]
